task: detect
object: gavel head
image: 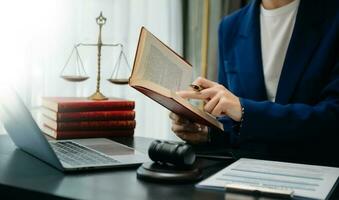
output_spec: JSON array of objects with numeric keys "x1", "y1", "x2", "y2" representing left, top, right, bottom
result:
[{"x1": 148, "y1": 140, "x2": 196, "y2": 167}]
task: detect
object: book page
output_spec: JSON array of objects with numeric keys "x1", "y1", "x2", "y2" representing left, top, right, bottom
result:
[{"x1": 134, "y1": 31, "x2": 192, "y2": 92}]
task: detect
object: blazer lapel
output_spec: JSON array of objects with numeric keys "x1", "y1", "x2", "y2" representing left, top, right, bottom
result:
[
  {"x1": 235, "y1": 0, "x2": 267, "y2": 101},
  {"x1": 275, "y1": 0, "x2": 324, "y2": 104}
]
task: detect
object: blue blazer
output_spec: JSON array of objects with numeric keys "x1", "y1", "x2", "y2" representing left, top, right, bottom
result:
[{"x1": 215, "y1": 0, "x2": 339, "y2": 165}]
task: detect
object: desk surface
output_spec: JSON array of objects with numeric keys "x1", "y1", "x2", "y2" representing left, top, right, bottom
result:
[{"x1": 0, "y1": 135, "x2": 338, "y2": 200}]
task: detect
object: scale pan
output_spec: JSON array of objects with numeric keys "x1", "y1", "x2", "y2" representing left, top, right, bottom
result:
[
  {"x1": 61, "y1": 75, "x2": 89, "y2": 82},
  {"x1": 107, "y1": 78, "x2": 129, "y2": 85}
]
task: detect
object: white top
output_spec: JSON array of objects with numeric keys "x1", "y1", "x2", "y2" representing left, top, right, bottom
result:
[{"x1": 260, "y1": 0, "x2": 300, "y2": 101}]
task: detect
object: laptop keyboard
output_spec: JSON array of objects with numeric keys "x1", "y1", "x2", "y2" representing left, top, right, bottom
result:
[{"x1": 50, "y1": 141, "x2": 119, "y2": 166}]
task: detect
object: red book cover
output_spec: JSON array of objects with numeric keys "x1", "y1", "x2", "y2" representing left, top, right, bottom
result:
[
  {"x1": 41, "y1": 125, "x2": 134, "y2": 139},
  {"x1": 42, "y1": 97, "x2": 135, "y2": 112},
  {"x1": 41, "y1": 108, "x2": 135, "y2": 122},
  {"x1": 42, "y1": 116, "x2": 136, "y2": 131}
]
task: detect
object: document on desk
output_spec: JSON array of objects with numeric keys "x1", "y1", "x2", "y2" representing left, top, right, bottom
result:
[{"x1": 196, "y1": 158, "x2": 339, "y2": 200}]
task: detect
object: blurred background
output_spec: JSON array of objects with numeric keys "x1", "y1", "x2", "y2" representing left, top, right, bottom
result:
[{"x1": 0, "y1": 0, "x2": 247, "y2": 140}]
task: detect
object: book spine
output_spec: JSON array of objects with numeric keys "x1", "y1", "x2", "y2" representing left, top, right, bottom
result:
[
  {"x1": 44, "y1": 120, "x2": 136, "y2": 131},
  {"x1": 42, "y1": 125, "x2": 134, "y2": 139},
  {"x1": 58, "y1": 102, "x2": 135, "y2": 112},
  {"x1": 43, "y1": 109, "x2": 135, "y2": 122},
  {"x1": 57, "y1": 130, "x2": 134, "y2": 139}
]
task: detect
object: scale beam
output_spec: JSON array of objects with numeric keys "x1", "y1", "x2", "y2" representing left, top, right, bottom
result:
[{"x1": 60, "y1": 12, "x2": 131, "y2": 100}]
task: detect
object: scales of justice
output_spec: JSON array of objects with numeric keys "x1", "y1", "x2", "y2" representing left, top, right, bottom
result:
[{"x1": 60, "y1": 12, "x2": 131, "y2": 101}]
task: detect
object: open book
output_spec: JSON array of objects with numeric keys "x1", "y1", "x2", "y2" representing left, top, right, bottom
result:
[{"x1": 129, "y1": 27, "x2": 223, "y2": 131}]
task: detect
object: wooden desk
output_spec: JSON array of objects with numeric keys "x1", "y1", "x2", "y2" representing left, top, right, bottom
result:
[{"x1": 0, "y1": 135, "x2": 338, "y2": 200}]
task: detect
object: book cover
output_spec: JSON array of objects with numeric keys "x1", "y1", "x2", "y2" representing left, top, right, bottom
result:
[
  {"x1": 42, "y1": 97, "x2": 135, "y2": 112},
  {"x1": 42, "y1": 115, "x2": 136, "y2": 131},
  {"x1": 129, "y1": 27, "x2": 224, "y2": 131},
  {"x1": 41, "y1": 125, "x2": 134, "y2": 139},
  {"x1": 41, "y1": 107, "x2": 135, "y2": 122}
]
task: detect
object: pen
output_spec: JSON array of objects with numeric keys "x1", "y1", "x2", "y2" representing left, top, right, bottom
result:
[
  {"x1": 190, "y1": 84, "x2": 205, "y2": 92},
  {"x1": 196, "y1": 154, "x2": 234, "y2": 160},
  {"x1": 225, "y1": 183, "x2": 294, "y2": 199}
]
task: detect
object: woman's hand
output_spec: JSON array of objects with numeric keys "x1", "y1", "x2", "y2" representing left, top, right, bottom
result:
[
  {"x1": 177, "y1": 77, "x2": 242, "y2": 122},
  {"x1": 169, "y1": 112, "x2": 209, "y2": 144}
]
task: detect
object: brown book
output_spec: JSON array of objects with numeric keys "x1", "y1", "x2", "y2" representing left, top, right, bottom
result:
[
  {"x1": 42, "y1": 115, "x2": 136, "y2": 131},
  {"x1": 129, "y1": 27, "x2": 223, "y2": 131},
  {"x1": 41, "y1": 107, "x2": 135, "y2": 122},
  {"x1": 41, "y1": 125, "x2": 134, "y2": 139},
  {"x1": 42, "y1": 97, "x2": 135, "y2": 112}
]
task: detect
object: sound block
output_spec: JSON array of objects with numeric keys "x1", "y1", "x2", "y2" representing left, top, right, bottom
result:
[{"x1": 136, "y1": 162, "x2": 202, "y2": 183}]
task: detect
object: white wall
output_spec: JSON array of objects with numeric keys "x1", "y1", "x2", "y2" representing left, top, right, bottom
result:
[{"x1": 0, "y1": 0, "x2": 183, "y2": 140}]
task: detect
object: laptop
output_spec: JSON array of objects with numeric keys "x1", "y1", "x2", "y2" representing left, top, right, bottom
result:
[{"x1": 0, "y1": 87, "x2": 150, "y2": 172}]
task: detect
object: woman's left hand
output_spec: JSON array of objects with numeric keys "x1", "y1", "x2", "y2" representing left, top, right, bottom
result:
[{"x1": 177, "y1": 77, "x2": 242, "y2": 122}]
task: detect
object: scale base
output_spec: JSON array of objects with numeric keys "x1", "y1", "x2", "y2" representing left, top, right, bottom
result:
[{"x1": 88, "y1": 91, "x2": 108, "y2": 100}]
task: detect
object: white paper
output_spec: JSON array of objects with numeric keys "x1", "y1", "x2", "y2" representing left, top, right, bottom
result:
[{"x1": 196, "y1": 158, "x2": 339, "y2": 200}]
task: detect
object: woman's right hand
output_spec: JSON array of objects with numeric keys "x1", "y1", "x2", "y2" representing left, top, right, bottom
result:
[{"x1": 169, "y1": 112, "x2": 209, "y2": 144}]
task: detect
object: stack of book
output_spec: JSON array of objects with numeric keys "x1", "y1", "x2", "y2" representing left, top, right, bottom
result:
[{"x1": 40, "y1": 97, "x2": 136, "y2": 139}]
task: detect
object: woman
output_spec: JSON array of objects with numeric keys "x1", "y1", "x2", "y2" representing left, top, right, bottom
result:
[{"x1": 170, "y1": 0, "x2": 339, "y2": 165}]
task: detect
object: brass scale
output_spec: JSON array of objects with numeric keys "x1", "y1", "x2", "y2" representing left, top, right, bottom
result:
[{"x1": 60, "y1": 12, "x2": 131, "y2": 100}]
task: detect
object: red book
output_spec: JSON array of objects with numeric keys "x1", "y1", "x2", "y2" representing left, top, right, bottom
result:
[
  {"x1": 41, "y1": 125, "x2": 134, "y2": 139},
  {"x1": 42, "y1": 97, "x2": 135, "y2": 112},
  {"x1": 42, "y1": 116, "x2": 136, "y2": 131},
  {"x1": 41, "y1": 107, "x2": 135, "y2": 122}
]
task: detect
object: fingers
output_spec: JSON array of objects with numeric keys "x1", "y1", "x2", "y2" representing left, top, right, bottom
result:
[
  {"x1": 177, "y1": 85, "x2": 219, "y2": 100},
  {"x1": 199, "y1": 87, "x2": 221, "y2": 100},
  {"x1": 169, "y1": 112, "x2": 206, "y2": 133},
  {"x1": 170, "y1": 111, "x2": 209, "y2": 144},
  {"x1": 192, "y1": 77, "x2": 217, "y2": 89},
  {"x1": 204, "y1": 92, "x2": 223, "y2": 113},
  {"x1": 171, "y1": 119, "x2": 205, "y2": 131},
  {"x1": 172, "y1": 123, "x2": 208, "y2": 144},
  {"x1": 211, "y1": 96, "x2": 226, "y2": 116},
  {"x1": 176, "y1": 90, "x2": 205, "y2": 99},
  {"x1": 177, "y1": 77, "x2": 225, "y2": 101},
  {"x1": 169, "y1": 112, "x2": 190, "y2": 124},
  {"x1": 171, "y1": 122, "x2": 200, "y2": 133},
  {"x1": 169, "y1": 112, "x2": 180, "y2": 121},
  {"x1": 175, "y1": 131, "x2": 207, "y2": 144}
]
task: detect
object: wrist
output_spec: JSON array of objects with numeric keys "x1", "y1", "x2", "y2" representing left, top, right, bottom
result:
[
  {"x1": 238, "y1": 98, "x2": 245, "y2": 131},
  {"x1": 229, "y1": 97, "x2": 243, "y2": 122}
]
